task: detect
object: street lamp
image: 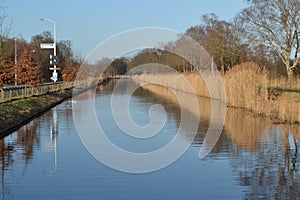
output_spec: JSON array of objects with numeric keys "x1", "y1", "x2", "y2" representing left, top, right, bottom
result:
[
  {"x1": 14, "y1": 38, "x2": 17, "y2": 86},
  {"x1": 40, "y1": 17, "x2": 57, "y2": 82}
]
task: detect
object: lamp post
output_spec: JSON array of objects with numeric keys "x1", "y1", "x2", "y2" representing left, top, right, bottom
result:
[
  {"x1": 14, "y1": 38, "x2": 17, "y2": 86},
  {"x1": 40, "y1": 17, "x2": 57, "y2": 82}
]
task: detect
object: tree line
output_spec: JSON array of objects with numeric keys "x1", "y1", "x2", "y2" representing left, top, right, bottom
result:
[
  {"x1": 0, "y1": 29, "x2": 82, "y2": 87},
  {"x1": 0, "y1": 2, "x2": 82, "y2": 87},
  {"x1": 0, "y1": 0, "x2": 299, "y2": 87},
  {"x1": 100, "y1": 0, "x2": 300, "y2": 79}
]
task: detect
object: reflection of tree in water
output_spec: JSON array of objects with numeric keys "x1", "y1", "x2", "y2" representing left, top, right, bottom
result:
[
  {"x1": 0, "y1": 120, "x2": 39, "y2": 199},
  {"x1": 136, "y1": 82, "x2": 300, "y2": 199},
  {"x1": 229, "y1": 122, "x2": 300, "y2": 199},
  {"x1": 15, "y1": 121, "x2": 40, "y2": 163},
  {"x1": 0, "y1": 135, "x2": 15, "y2": 199},
  {"x1": 73, "y1": 78, "x2": 114, "y2": 103},
  {"x1": 0, "y1": 120, "x2": 39, "y2": 169},
  {"x1": 0, "y1": 139, "x2": 14, "y2": 171}
]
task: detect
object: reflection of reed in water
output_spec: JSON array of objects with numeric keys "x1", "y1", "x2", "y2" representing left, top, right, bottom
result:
[
  {"x1": 133, "y1": 75, "x2": 300, "y2": 199},
  {"x1": 142, "y1": 83, "x2": 213, "y2": 122},
  {"x1": 225, "y1": 108, "x2": 270, "y2": 152},
  {"x1": 141, "y1": 83, "x2": 202, "y2": 141},
  {"x1": 139, "y1": 82, "x2": 275, "y2": 154},
  {"x1": 229, "y1": 124, "x2": 300, "y2": 199},
  {"x1": 133, "y1": 83, "x2": 203, "y2": 145},
  {"x1": 135, "y1": 76, "x2": 300, "y2": 153},
  {"x1": 280, "y1": 124, "x2": 300, "y2": 145}
]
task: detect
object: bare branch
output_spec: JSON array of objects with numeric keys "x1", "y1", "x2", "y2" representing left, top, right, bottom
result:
[{"x1": 242, "y1": 0, "x2": 300, "y2": 78}]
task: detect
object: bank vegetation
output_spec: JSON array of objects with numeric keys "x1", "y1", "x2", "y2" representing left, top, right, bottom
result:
[{"x1": 134, "y1": 62, "x2": 300, "y2": 124}]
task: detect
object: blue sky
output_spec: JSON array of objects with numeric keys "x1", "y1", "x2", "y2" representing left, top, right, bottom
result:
[{"x1": 6, "y1": 0, "x2": 248, "y2": 58}]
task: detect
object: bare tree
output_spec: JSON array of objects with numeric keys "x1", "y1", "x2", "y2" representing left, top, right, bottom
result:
[
  {"x1": 30, "y1": 31, "x2": 54, "y2": 82},
  {"x1": 241, "y1": 0, "x2": 300, "y2": 78},
  {"x1": 0, "y1": 3, "x2": 12, "y2": 57},
  {"x1": 58, "y1": 40, "x2": 73, "y2": 68},
  {"x1": 185, "y1": 14, "x2": 248, "y2": 73}
]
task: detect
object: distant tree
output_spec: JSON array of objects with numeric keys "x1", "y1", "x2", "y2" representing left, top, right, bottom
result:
[
  {"x1": 0, "y1": 4, "x2": 12, "y2": 57},
  {"x1": 62, "y1": 64, "x2": 79, "y2": 82},
  {"x1": 127, "y1": 49, "x2": 157, "y2": 72},
  {"x1": 109, "y1": 57, "x2": 128, "y2": 75},
  {"x1": 97, "y1": 57, "x2": 113, "y2": 75},
  {"x1": 127, "y1": 48, "x2": 192, "y2": 73},
  {"x1": 57, "y1": 40, "x2": 73, "y2": 69},
  {"x1": 56, "y1": 40, "x2": 74, "y2": 81},
  {"x1": 202, "y1": 14, "x2": 230, "y2": 72},
  {"x1": 241, "y1": 0, "x2": 300, "y2": 78},
  {"x1": 185, "y1": 14, "x2": 248, "y2": 73},
  {"x1": 165, "y1": 39, "x2": 196, "y2": 72},
  {"x1": 30, "y1": 31, "x2": 54, "y2": 82}
]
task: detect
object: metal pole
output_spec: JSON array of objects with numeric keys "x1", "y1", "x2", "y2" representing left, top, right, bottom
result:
[
  {"x1": 53, "y1": 20, "x2": 57, "y2": 77},
  {"x1": 14, "y1": 38, "x2": 17, "y2": 86},
  {"x1": 51, "y1": 20, "x2": 57, "y2": 82}
]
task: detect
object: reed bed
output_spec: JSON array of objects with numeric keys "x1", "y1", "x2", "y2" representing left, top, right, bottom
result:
[
  {"x1": 133, "y1": 62, "x2": 300, "y2": 123},
  {"x1": 223, "y1": 62, "x2": 300, "y2": 123}
]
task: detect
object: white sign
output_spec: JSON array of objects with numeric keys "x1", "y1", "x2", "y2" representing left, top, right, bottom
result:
[
  {"x1": 40, "y1": 43, "x2": 55, "y2": 49},
  {"x1": 51, "y1": 71, "x2": 58, "y2": 82},
  {"x1": 49, "y1": 67, "x2": 61, "y2": 71}
]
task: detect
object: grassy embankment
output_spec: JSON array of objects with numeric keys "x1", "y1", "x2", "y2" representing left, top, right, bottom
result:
[
  {"x1": 0, "y1": 76, "x2": 114, "y2": 137},
  {"x1": 0, "y1": 89, "x2": 72, "y2": 137},
  {"x1": 134, "y1": 62, "x2": 300, "y2": 124}
]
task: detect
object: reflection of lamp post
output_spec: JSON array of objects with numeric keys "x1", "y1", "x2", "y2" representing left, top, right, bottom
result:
[
  {"x1": 40, "y1": 18, "x2": 57, "y2": 82},
  {"x1": 51, "y1": 107, "x2": 58, "y2": 169}
]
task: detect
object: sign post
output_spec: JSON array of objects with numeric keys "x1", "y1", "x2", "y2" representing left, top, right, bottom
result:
[
  {"x1": 40, "y1": 18, "x2": 58, "y2": 82},
  {"x1": 51, "y1": 71, "x2": 58, "y2": 82},
  {"x1": 40, "y1": 43, "x2": 55, "y2": 49}
]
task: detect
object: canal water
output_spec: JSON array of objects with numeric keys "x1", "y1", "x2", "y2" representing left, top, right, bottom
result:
[{"x1": 1, "y1": 79, "x2": 300, "y2": 200}]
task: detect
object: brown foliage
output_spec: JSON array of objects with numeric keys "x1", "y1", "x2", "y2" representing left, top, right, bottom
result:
[
  {"x1": 0, "y1": 51, "x2": 42, "y2": 87},
  {"x1": 62, "y1": 65, "x2": 79, "y2": 82},
  {"x1": 16, "y1": 51, "x2": 41, "y2": 87},
  {"x1": 0, "y1": 57, "x2": 14, "y2": 87}
]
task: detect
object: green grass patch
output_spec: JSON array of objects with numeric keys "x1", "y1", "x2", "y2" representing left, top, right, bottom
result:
[{"x1": 0, "y1": 90, "x2": 71, "y2": 136}]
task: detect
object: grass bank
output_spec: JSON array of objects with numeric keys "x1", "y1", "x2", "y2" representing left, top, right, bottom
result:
[{"x1": 0, "y1": 89, "x2": 72, "y2": 137}]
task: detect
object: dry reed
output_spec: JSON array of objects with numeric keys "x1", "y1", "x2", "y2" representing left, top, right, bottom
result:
[
  {"x1": 133, "y1": 62, "x2": 300, "y2": 123},
  {"x1": 132, "y1": 70, "x2": 300, "y2": 152}
]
